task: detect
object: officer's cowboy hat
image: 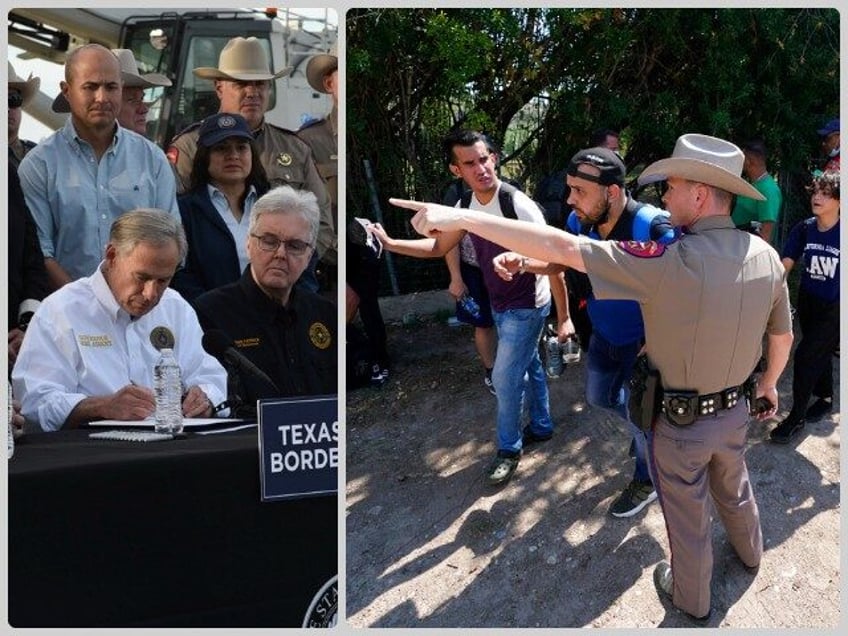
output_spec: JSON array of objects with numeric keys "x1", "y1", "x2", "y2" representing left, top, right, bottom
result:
[
  {"x1": 8, "y1": 62, "x2": 41, "y2": 106},
  {"x1": 193, "y1": 37, "x2": 291, "y2": 81},
  {"x1": 306, "y1": 43, "x2": 338, "y2": 93},
  {"x1": 638, "y1": 133, "x2": 765, "y2": 201},
  {"x1": 52, "y1": 49, "x2": 172, "y2": 113}
]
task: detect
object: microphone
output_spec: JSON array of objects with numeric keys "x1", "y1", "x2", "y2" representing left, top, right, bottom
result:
[{"x1": 202, "y1": 330, "x2": 281, "y2": 395}]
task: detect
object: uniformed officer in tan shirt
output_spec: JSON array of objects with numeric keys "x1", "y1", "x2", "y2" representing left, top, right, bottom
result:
[
  {"x1": 391, "y1": 133, "x2": 794, "y2": 624},
  {"x1": 167, "y1": 37, "x2": 337, "y2": 266},
  {"x1": 298, "y1": 45, "x2": 338, "y2": 234}
]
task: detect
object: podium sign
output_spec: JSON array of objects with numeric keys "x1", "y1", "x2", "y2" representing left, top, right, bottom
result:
[{"x1": 257, "y1": 395, "x2": 338, "y2": 501}]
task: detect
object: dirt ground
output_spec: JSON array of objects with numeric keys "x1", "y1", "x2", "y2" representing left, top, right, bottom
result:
[{"x1": 344, "y1": 302, "x2": 841, "y2": 629}]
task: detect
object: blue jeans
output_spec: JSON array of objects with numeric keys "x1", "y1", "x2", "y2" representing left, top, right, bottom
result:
[
  {"x1": 491, "y1": 302, "x2": 552, "y2": 454},
  {"x1": 585, "y1": 332, "x2": 651, "y2": 483}
]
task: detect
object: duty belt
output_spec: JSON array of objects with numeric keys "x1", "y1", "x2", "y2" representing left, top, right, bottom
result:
[{"x1": 661, "y1": 385, "x2": 743, "y2": 427}]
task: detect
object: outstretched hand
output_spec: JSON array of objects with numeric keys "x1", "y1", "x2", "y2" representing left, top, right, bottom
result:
[
  {"x1": 388, "y1": 198, "x2": 468, "y2": 237},
  {"x1": 492, "y1": 252, "x2": 527, "y2": 281}
]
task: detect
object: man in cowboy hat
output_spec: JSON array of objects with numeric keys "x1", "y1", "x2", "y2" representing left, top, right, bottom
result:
[
  {"x1": 391, "y1": 132, "x2": 794, "y2": 623},
  {"x1": 18, "y1": 44, "x2": 179, "y2": 291},
  {"x1": 298, "y1": 45, "x2": 338, "y2": 234},
  {"x1": 8, "y1": 62, "x2": 41, "y2": 170},
  {"x1": 298, "y1": 44, "x2": 339, "y2": 296},
  {"x1": 166, "y1": 36, "x2": 337, "y2": 273},
  {"x1": 52, "y1": 49, "x2": 172, "y2": 137}
]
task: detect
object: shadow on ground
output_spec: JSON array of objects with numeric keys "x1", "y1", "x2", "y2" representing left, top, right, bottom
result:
[{"x1": 346, "y1": 318, "x2": 840, "y2": 628}]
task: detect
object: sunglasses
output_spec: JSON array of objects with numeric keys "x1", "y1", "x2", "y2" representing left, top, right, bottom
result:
[{"x1": 9, "y1": 92, "x2": 24, "y2": 109}]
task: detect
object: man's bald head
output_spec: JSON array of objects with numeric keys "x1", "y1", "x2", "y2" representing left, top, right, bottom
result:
[
  {"x1": 64, "y1": 44, "x2": 121, "y2": 83},
  {"x1": 61, "y1": 44, "x2": 123, "y2": 135}
]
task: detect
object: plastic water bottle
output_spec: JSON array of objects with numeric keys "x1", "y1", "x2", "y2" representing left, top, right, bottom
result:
[
  {"x1": 562, "y1": 336, "x2": 581, "y2": 364},
  {"x1": 544, "y1": 332, "x2": 564, "y2": 378},
  {"x1": 458, "y1": 293, "x2": 482, "y2": 320},
  {"x1": 153, "y1": 348, "x2": 183, "y2": 434},
  {"x1": 7, "y1": 383, "x2": 14, "y2": 459}
]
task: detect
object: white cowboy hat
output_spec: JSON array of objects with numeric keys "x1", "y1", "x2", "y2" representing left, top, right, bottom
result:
[
  {"x1": 8, "y1": 62, "x2": 41, "y2": 106},
  {"x1": 193, "y1": 37, "x2": 291, "y2": 81},
  {"x1": 306, "y1": 43, "x2": 338, "y2": 93},
  {"x1": 52, "y1": 48, "x2": 172, "y2": 113},
  {"x1": 113, "y1": 49, "x2": 172, "y2": 88},
  {"x1": 638, "y1": 133, "x2": 765, "y2": 201}
]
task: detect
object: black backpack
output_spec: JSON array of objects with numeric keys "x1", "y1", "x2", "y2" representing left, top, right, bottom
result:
[{"x1": 459, "y1": 181, "x2": 545, "y2": 220}]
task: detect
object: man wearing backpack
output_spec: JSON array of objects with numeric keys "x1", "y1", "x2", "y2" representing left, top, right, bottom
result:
[
  {"x1": 371, "y1": 129, "x2": 572, "y2": 485},
  {"x1": 561, "y1": 147, "x2": 678, "y2": 517}
]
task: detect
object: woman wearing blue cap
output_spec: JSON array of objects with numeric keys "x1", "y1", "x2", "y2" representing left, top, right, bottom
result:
[{"x1": 172, "y1": 112, "x2": 269, "y2": 300}]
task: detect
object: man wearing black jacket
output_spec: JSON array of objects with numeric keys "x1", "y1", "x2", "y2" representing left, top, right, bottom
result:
[
  {"x1": 193, "y1": 186, "x2": 336, "y2": 412},
  {"x1": 8, "y1": 165, "x2": 49, "y2": 371}
]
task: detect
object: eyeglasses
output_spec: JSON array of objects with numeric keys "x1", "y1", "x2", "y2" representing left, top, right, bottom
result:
[
  {"x1": 251, "y1": 233, "x2": 313, "y2": 256},
  {"x1": 9, "y1": 92, "x2": 23, "y2": 109}
]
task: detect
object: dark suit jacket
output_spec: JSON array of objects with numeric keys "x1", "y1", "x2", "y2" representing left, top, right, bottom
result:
[
  {"x1": 8, "y1": 163, "x2": 49, "y2": 327},
  {"x1": 193, "y1": 269, "x2": 337, "y2": 414},
  {"x1": 172, "y1": 184, "x2": 266, "y2": 301}
]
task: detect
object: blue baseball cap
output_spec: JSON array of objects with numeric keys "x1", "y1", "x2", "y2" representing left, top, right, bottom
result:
[
  {"x1": 817, "y1": 118, "x2": 839, "y2": 137},
  {"x1": 198, "y1": 113, "x2": 254, "y2": 147}
]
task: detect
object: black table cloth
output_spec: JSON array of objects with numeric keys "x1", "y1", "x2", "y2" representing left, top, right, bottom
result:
[{"x1": 7, "y1": 427, "x2": 337, "y2": 627}]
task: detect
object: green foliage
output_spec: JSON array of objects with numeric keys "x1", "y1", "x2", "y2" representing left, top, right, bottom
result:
[{"x1": 347, "y1": 8, "x2": 839, "y2": 294}]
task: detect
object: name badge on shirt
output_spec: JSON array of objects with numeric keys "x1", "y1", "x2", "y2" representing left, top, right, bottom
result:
[{"x1": 78, "y1": 334, "x2": 113, "y2": 347}]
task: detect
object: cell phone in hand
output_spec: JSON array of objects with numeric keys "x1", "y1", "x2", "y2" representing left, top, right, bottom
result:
[{"x1": 754, "y1": 397, "x2": 774, "y2": 415}]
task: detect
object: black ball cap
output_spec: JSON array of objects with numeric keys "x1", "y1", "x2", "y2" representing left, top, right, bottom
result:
[{"x1": 567, "y1": 147, "x2": 626, "y2": 186}]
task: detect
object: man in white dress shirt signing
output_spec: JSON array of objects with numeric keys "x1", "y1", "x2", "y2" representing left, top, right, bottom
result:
[{"x1": 12, "y1": 209, "x2": 227, "y2": 431}]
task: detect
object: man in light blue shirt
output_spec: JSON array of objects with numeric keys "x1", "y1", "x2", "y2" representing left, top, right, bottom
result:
[{"x1": 18, "y1": 44, "x2": 178, "y2": 290}]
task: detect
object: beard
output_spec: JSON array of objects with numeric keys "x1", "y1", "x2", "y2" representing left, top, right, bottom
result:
[{"x1": 577, "y1": 195, "x2": 611, "y2": 227}]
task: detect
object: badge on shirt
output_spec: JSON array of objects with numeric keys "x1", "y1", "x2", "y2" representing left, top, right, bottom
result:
[
  {"x1": 150, "y1": 326, "x2": 175, "y2": 350},
  {"x1": 276, "y1": 152, "x2": 293, "y2": 167},
  {"x1": 309, "y1": 322, "x2": 332, "y2": 350},
  {"x1": 78, "y1": 334, "x2": 113, "y2": 347},
  {"x1": 619, "y1": 240, "x2": 666, "y2": 258}
]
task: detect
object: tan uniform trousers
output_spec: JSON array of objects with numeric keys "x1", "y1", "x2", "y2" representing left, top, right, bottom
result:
[{"x1": 650, "y1": 400, "x2": 762, "y2": 618}]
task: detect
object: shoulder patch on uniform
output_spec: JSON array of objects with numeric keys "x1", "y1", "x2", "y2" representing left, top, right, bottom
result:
[{"x1": 618, "y1": 240, "x2": 666, "y2": 258}]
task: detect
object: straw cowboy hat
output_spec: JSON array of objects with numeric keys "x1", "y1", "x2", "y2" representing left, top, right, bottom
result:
[
  {"x1": 306, "y1": 43, "x2": 338, "y2": 93},
  {"x1": 52, "y1": 48, "x2": 172, "y2": 113},
  {"x1": 638, "y1": 133, "x2": 765, "y2": 201},
  {"x1": 193, "y1": 36, "x2": 291, "y2": 81},
  {"x1": 8, "y1": 62, "x2": 41, "y2": 106}
]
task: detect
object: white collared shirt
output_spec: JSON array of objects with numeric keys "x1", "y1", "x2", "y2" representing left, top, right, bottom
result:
[
  {"x1": 207, "y1": 183, "x2": 257, "y2": 273},
  {"x1": 12, "y1": 264, "x2": 228, "y2": 431}
]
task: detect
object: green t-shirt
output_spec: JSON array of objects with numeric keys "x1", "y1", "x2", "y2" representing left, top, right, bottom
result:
[{"x1": 731, "y1": 173, "x2": 783, "y2": 229}]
